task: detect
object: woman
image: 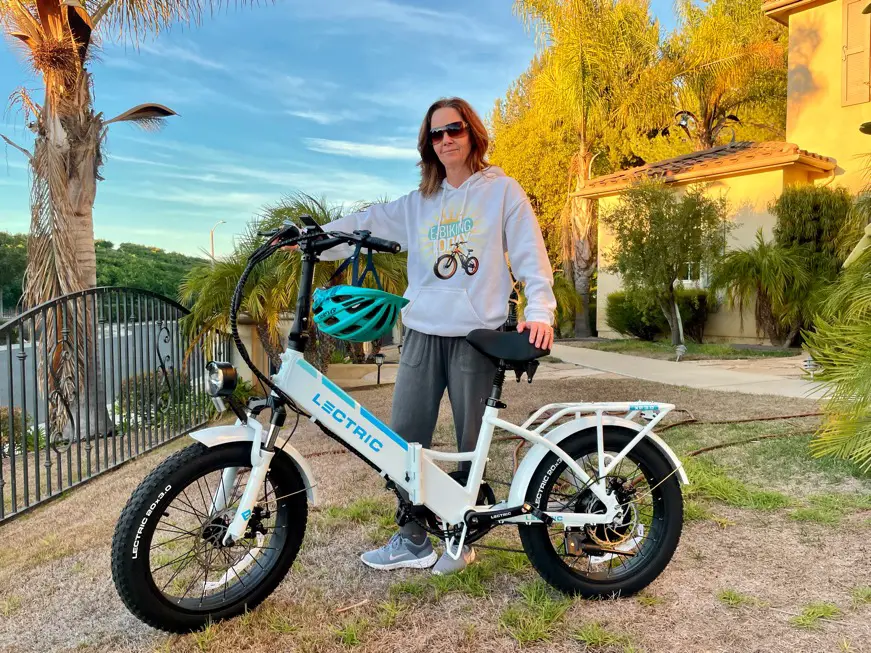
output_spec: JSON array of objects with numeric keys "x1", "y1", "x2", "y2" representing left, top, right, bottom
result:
[{"x1": 316, "y1": 97, "x2": 556, "y2": 575}]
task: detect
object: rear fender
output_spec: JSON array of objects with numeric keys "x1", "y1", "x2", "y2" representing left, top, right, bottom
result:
[{"x1": 507, "y1": 416, "x2": 688, "y2": 509}]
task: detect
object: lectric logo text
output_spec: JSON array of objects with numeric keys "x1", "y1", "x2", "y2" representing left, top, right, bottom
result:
[{"x1": 313, "y1": 393, "x2": 383, "y2": 452}]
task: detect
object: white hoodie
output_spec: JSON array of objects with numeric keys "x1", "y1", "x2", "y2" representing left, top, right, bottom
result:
[{"x1": 319, "y1": 166, "x2": 556, "y2": 337}]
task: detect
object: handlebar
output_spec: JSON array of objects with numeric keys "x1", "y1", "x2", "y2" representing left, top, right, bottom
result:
[
  {"x1": 260, "y1": 220, "x2": 400, "y2": 255},
  {"x1": 361, "y1": 234, "x2": 401, "y2": 254}
]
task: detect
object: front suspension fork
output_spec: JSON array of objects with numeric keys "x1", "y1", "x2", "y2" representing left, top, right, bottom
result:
[{"x1": 221, "y1": 402, "x2": 286, "y2": 545}]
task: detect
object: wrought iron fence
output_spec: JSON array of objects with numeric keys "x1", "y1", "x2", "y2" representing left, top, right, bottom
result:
[{"x1": 0, "y1": 287, "x2": 230, "y2": 522}]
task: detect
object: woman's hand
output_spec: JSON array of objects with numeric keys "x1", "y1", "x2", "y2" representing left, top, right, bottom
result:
[
  {"x1": 517, "y1": 321, "x2": 554, "y2": 350},
  {"x1": 270, "y1": 236, "x2": 298, "y2": 252}
]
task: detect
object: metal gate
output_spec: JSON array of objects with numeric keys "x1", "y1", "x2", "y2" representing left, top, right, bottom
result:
[{"x1": 0, "y1": 287, "x2": 230, "y2": 522}]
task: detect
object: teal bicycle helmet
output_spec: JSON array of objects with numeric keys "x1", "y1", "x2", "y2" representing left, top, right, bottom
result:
[{"x1": 312, "y1": 285, "x2": 409, "y2": 342}]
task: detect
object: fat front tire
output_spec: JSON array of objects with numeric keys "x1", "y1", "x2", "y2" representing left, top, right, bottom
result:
[
  {"x1": 434, "y1": 254, "x2": 458, "y2": 279},
  {"x1": 519, "y1": 428, "x2": 682, "y2": 598},
  {"x1": 111, "y1": 443, "x2": 308, "y2": 633}
]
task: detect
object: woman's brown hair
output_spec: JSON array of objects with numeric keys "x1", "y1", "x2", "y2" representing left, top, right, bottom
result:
[{"x1": 417, "y1": 97, "x2": 489, "y2": 198}]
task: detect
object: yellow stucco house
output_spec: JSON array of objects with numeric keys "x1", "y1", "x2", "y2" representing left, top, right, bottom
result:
[{"x1": 584, "y1": 0, "x2": 870, "y2": 343}]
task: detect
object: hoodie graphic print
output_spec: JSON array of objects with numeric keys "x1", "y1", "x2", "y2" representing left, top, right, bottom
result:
[{"x1": 319, "y1": 166, "x2": 556, "y2": 338}]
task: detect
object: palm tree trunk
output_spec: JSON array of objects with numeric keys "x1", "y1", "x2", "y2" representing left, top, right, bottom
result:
[
  {"x1": 255, "y1": 322, "x2": 283, "y2": 370},
  {"x1": 26, "y1": 72, "x2": 106, "y2": 441},
  {"x1": 564, "y1": 146, "x2": 597, "y2": 338}
]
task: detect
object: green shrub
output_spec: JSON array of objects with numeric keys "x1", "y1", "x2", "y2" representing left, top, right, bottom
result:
[
  {"x1": 606, "y1": 292, "x2": 661, "y2": 341},
  {"x1": 678, "y1": 289, "x2": 710, "y2": 343},
  {"x1": 0, "y1": 406, "x2": 41, "y2": 453},
  {"x1": 119, "y1": 370, "x2": 192, "y2": 416},
  {"x1": 606, "y1": 290, "x2": 710, "y2": 343}
]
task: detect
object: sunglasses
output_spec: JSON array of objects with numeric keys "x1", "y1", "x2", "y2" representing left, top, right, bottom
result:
[{"x1": 429, "y1": 121, "x2": 468, "y2": 143}]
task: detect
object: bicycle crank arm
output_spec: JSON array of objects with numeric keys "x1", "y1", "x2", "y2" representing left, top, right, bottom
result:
[{"x1": 465, "y1": 502, "x2": 554, "y2": 529}]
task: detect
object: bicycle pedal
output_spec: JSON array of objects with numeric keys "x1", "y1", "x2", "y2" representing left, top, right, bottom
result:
[{"x1": 522, "y1": 502, "x2": 554, "y2": 525}]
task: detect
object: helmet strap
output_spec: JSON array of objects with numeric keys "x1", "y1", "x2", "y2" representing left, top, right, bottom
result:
[{"x1": 327, "y1": 243, "x2": 384, "y2": 290}]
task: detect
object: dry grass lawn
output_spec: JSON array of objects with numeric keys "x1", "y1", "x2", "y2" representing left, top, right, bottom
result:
[{"x1": 0, "y1": 378, "x2": 869, "y2": 653}]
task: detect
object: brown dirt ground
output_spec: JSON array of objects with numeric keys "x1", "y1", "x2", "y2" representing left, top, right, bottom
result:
[{"x1": 0, "y1": 379, "x2": 868, "y2": 653}]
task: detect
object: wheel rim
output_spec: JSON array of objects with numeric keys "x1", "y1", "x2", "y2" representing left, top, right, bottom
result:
[
  {"x1": 465, "y1": 257, "x2": 479, "y2": 274},
  {"x1": 146, "y1": 464, "x2": 290, "y2": 611},
  {"x1": 538, "y1": 449, "x2": 665, "y2": 583},
  {"x1": 436, "y1": 255, "x2": 457, "y2": 279}
]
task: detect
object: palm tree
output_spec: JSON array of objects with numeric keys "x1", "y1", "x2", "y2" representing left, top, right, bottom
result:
[
  {"x1": 180, "y1": 193, "x2": 408, "y2": 374},
  {"x1": 709, "y1": 230, "x2": 811, "y2": 346},
  {"x1": 1, "y1": 0, "x2": 260, "y2": 441},
  {"x1": 660, "y1": 0, "x2": 787, "y2": 151},
  {"x1": 513, "y1": 0, "x2": 664, "y2": 338},
  {"x1": 804, "y1": 242, "x2": 871, "y2": 470},
  {"x1": 0, "y1": 0, "x2": 259, "y2": 305}
]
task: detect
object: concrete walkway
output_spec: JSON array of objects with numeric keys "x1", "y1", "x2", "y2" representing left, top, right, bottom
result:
[{"x1": 551, "y1": 344, "x2": 827, "y2": 400}]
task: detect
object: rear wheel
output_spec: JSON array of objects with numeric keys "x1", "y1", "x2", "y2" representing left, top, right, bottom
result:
[
  {"x1": 111, "y1": 443, "x2": 308, "y2": 632},
  {"x1": 519, "y1": 428, "x2": 682, "y2": 598}
]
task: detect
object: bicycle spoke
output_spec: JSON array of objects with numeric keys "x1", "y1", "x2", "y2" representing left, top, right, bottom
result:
[
  {"x1": 152, "y1": 531, "x2": 198, "y2": 550},
  {"x1": 155, "y1": 523, "x2": 201, "y2": 537},
  {"x1": 159, "y1": 542, "x2": 202, "y2": 593}
]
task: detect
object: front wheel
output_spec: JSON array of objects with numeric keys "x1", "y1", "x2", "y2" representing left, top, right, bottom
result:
[
  {"x1": 111, "y1": 442, "x2": 308, "y2": 633},
  {"x1": 433, "y1": 254, "x2": 458, "y2": 279},
  {"x1": 519, "y1": 428, "x2": 683, "y2": 598}
]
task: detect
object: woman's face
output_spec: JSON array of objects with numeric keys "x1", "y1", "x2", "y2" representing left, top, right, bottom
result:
[{"x1": 430, "y1": 107, "x2": 471, "y2": 169}]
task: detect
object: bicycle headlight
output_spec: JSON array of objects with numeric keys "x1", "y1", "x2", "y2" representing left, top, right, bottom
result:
[{"x1": 206, "y1": 361, "x2": 238, "y2": 397}]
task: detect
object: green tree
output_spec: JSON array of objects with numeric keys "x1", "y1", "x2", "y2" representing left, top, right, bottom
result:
[
  {"x1": 95, "y1": 241, "x2": 205, "y2": 299},
  {"x1": 514, "y1": 0, "x2": 664, "y2": 338},
  {"x1": 645, "y1": 0, "x2": 787, "y2": 155},
  {"x1": 601, "y1": 181, "x2": 730, "y2": 345},
  {"x1": 710, "y1": 230, "x2": 811, "y2": 346},
  {"x1": 180, "y1": 193, "x2": 408, "y2": 374},
  {"x1": 490, "y1": 58, "x2": 579, "y2": 260},
  {"x1": 771, "y1": 185, "x2": 858, "y2": 280},
  {"x1": 0, "y1": 232, "x2": 27, "y2": 313}
]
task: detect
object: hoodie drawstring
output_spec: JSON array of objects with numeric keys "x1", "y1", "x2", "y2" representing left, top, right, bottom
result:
[{"x1": 434, "y1": 175, "x2": 474, "y2": 257}]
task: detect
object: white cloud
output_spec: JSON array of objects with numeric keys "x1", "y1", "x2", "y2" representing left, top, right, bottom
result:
[
  {"x1": 103, "y1": 185, "x2": 275, "y2": 211},
  {"x1": 96, "y1": 57, "x2": 146, "y2": 72},
  {"x1": 114, "y1": 135, "x2": 240, "y2": 163},
  {"x1": 134, "y1": 41, "x2": 228, "y2": 71},
  {"x1": 305, "y1": 138, "x2": 419, "y2": 160},
  {"x1": 287, "y1": 110, "x2": 357, "y2": 125},
  {"x1": 290, "y1": 0, "x2": 508, "y2": 45},
  {"x1": 206, "y1": 162, "x2": 411, "y2": 205},
  {"x1": 107, "y1": 154, "x2": 186, "y2": 169}
]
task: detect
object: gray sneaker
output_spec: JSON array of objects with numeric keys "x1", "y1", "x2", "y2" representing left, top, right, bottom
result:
[
  {"x1": 360, "y1": 533, "x2": 438, "y2": 570},
  {"x1": 432, "y1": 545, "x2": 476, "y2": 576}
]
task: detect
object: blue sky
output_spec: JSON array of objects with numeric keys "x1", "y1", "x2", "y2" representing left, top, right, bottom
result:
[{"x1": 0, "y1": 0, "x2": 678, "y2": 258}]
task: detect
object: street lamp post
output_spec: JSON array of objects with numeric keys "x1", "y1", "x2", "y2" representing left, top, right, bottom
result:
[{"x1": 210, "y1": 220, "x2": 227, "y2": 262}]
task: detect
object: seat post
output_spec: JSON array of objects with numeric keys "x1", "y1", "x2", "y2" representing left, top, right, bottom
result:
[{"x1": 487, "y1": 361, "x2": 507, "y2": 408}]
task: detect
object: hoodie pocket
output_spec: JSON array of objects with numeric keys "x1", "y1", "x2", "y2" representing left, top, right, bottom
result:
[{"x1": 402, "y1": 287, "x2": 485, "y2": 336}]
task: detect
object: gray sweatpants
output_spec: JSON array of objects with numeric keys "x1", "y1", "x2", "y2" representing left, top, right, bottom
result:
[{"x1": 389, "y1": 328, "x2": 497, "y2": 542}]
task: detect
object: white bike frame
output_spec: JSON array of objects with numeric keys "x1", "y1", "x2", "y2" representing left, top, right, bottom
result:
[{"x1": 195, "y1": 347, "x2": 688, "y2": 559}]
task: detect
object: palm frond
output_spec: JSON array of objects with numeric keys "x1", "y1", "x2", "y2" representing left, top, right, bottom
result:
[
  {"x1": 103, "y1": 102, "x2": 177, "y2": 129},
  {"x1": 87, "y1": 0, "x2": 266, "y2": 46}
]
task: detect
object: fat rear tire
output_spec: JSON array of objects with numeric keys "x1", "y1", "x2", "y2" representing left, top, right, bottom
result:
[{"x1": 519, "y1": 428, "x2": 682, "y2": 598}]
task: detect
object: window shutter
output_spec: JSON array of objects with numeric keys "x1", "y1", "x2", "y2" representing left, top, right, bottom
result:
[{"x1": 843, "y1": 0, "x2": 871, "y2": 106}]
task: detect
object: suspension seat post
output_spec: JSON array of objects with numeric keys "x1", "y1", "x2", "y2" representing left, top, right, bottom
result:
[{"x1": 487, "y1": 361, "x2": 507, "y2": 409}]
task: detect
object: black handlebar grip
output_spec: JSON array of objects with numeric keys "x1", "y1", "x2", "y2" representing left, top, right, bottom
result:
[{"x1": 364, "y1": 236, "x2": 401, "y2": 253}]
